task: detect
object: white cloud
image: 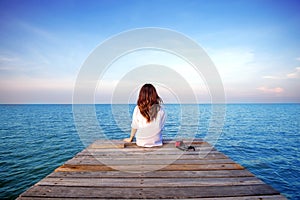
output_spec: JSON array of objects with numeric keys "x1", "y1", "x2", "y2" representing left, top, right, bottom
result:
[
  {"x1": 0, "y1": 55, "x2": 19, "y2": 63},
  {"x1": 263, "y1": 67, "x2": 300, "y2": 79},
  {"x1": 262, "y1": 75, "x2": 281, "y2": 79}
]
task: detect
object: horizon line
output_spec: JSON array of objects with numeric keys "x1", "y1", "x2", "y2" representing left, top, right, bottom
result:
[{"x1": 1, "y1": 102, "x2": 299, "y2": 105}]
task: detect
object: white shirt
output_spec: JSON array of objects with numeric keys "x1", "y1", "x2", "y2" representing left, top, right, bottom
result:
[{"x1": 131, "y1": 105, "x2": 166, "y2": 147}]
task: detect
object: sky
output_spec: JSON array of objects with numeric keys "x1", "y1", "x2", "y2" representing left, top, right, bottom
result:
[{"x1": 0, "y1": 0, "x2": 299, "y2": 104}]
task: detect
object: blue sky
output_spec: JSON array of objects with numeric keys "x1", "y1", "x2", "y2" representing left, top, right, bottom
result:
[{"x1": 0, "y1": 0, "x2": 299, "y2": 103}]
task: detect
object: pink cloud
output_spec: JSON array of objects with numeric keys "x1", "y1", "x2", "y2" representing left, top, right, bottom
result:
[
  {"x1": 257, "y1": 86, "x2": 284, "y2": 93},
  {"x1": 286, "y1": 67, "x2": 300, "y2": 79}
]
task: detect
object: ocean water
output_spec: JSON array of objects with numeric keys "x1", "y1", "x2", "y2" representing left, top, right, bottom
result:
[{"x1": 0, "y1": 104, "x2": 299, "y2": 199}]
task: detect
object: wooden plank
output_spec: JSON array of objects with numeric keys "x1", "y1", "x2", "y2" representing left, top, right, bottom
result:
[
  {"x1": 89, "y1": 143, "x2": 125, "y2": 149},
  {"x1": 48, "y1": 169, "x2": 255, "y2": 179},
  {"x1": 75, "y1": 152, "x2": 228, "y2": 160},
  {"x1": 78, "y1": 151, "x2": 220, "y2": 158},
  {"x1": 88, "y1": 141, "x2": 213, "y2": 151},
  {"x1": 83, "y1": 150, "x2": 217, "y2": 155},
  {"x1": 82, "y1": 145, "x2": 214, "y2": 150},
  {"x1": 19, "y1": 185, "x2": 280, "y2": 199},
  {"x1": 127, "y1": 139, "x2": 207, "y2": 146},
  {"x1": 17, "y1": 139, "x2": 287, "y2": 200},
  {"x1": 55, "y1": 163, "x2": 244, "y2": 172},
  {"x1": 89, "y1": 139, "x2": 209, "y2": 149},
  {"x1": 16, "y1": 195, "x2": 288, "y2": 200},
  {"x1": 197, "y1": 196, "x2": 288, "y2": 200},
  {"x1": 38, "y1": 177, "x2": 264, "y2": 187},
  {"x1": 64, "y1": 157, "x2": 236, "y2": 165}
]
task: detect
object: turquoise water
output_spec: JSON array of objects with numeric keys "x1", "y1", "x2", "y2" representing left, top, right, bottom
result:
[{"x1": 0, "y1": 104, "x2": 299, "y2": 199}]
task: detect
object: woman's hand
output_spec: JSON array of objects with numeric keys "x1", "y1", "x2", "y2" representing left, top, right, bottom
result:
[
  {"x1": 123, "y1": 138, "x2": 132, "y2": 143},
  {"x1": 123, "y1": 128, "x2": 137, "y2": 143}
]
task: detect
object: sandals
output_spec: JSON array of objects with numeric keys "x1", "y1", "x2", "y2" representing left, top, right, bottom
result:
[{"x1": 175, "y1": 141, "x2": 195, "y2": 151}]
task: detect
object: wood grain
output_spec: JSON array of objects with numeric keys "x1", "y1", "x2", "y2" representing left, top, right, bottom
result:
[{"x1": 17, "y1": 139, "x2": 286, "y2": 199}]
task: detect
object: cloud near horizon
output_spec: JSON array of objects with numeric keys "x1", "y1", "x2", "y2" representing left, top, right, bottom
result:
[
  {"x1": 263, "y1": 67, "x2": 300, "y2": 80},
  {"x1": 0, "y1": 0, "x2": 300, "y2": 103},
  {"x1": 257, "y1": 86, "x2": 284, "y2": 94}
]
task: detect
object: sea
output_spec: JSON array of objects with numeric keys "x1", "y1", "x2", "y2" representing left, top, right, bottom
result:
[{"x1": 0, "y1": 104, "x2": 299, "y2": 199}]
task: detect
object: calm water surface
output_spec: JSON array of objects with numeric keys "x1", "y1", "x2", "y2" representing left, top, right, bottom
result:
[{"x1": 0, "y1": 104, "x2": 299, "y2": 199}]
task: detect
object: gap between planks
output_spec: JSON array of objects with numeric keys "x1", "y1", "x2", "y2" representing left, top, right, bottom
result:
[{"x1": 17, "y1": 139, "x2": 287, "y2": 199}]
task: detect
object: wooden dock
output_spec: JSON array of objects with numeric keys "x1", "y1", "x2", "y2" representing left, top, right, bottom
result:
[{"x1": 18, "y1": 139, "x2": 286, "y2": 199}]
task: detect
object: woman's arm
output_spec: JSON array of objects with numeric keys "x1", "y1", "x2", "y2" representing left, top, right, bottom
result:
[{"x1": 123, "y1": 128, "x2": 137, "y2": 142}]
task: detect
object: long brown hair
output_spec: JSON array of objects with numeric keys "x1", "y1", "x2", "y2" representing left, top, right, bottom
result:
[{"x1": 137, "y1": 84, "x2": 162, "y2": 122}]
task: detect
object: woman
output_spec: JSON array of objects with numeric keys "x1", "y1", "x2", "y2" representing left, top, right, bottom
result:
[{"x1": 123, "y1": 84, "x2": 166, "y2": 147}]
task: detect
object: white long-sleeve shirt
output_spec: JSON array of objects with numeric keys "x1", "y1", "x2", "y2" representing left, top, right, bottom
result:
[{"x1": 131, "y1": 105, "x2": 166, "y2": 147}]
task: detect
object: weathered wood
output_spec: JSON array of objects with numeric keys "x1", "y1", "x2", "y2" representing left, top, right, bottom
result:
[
  {"x1": 18, "y1": 139, "x2": 287, "y2": 199},
  {"x1": 38, "y1": 177, "x2": 264, "y2": 187},
  {"x1": 86, "y1": 144, "x2": 215, "y2": 150},
  {"x1": 73, "y1": 153, "x2": 228, "y2": 160},
  {"x1": 65, "y1": 157, "x2": 236, "y2": 165},
  {"x1": 90, "y1": 139, "x2": 207, "y2": 148},
  {"x1": 83, "y1": 149, "x2": 217, "y2": 155},
  {"x1": 55, "y1": 163, "x2": 245, "y2": 172},
  {"x1": 19, "y1": 185, "x2": 279, "y2": 199},
  {"x1": 76, "y1": 151, "x2": 228, "y2": 159},
  {"x1": 48, "y1": 169, "x2": 255, "y2": 179},
  {"x1": 17, "y1": 195, "x2": 288, "y2": 200}
]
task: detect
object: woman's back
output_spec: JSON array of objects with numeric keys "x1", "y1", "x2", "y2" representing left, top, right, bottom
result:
[
  {"x1": 123, "y1": 84, "x2": 166, "y2": 147},
  {"x1": 131, "y1": 105, "x2": 166, "y2": 147}
]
